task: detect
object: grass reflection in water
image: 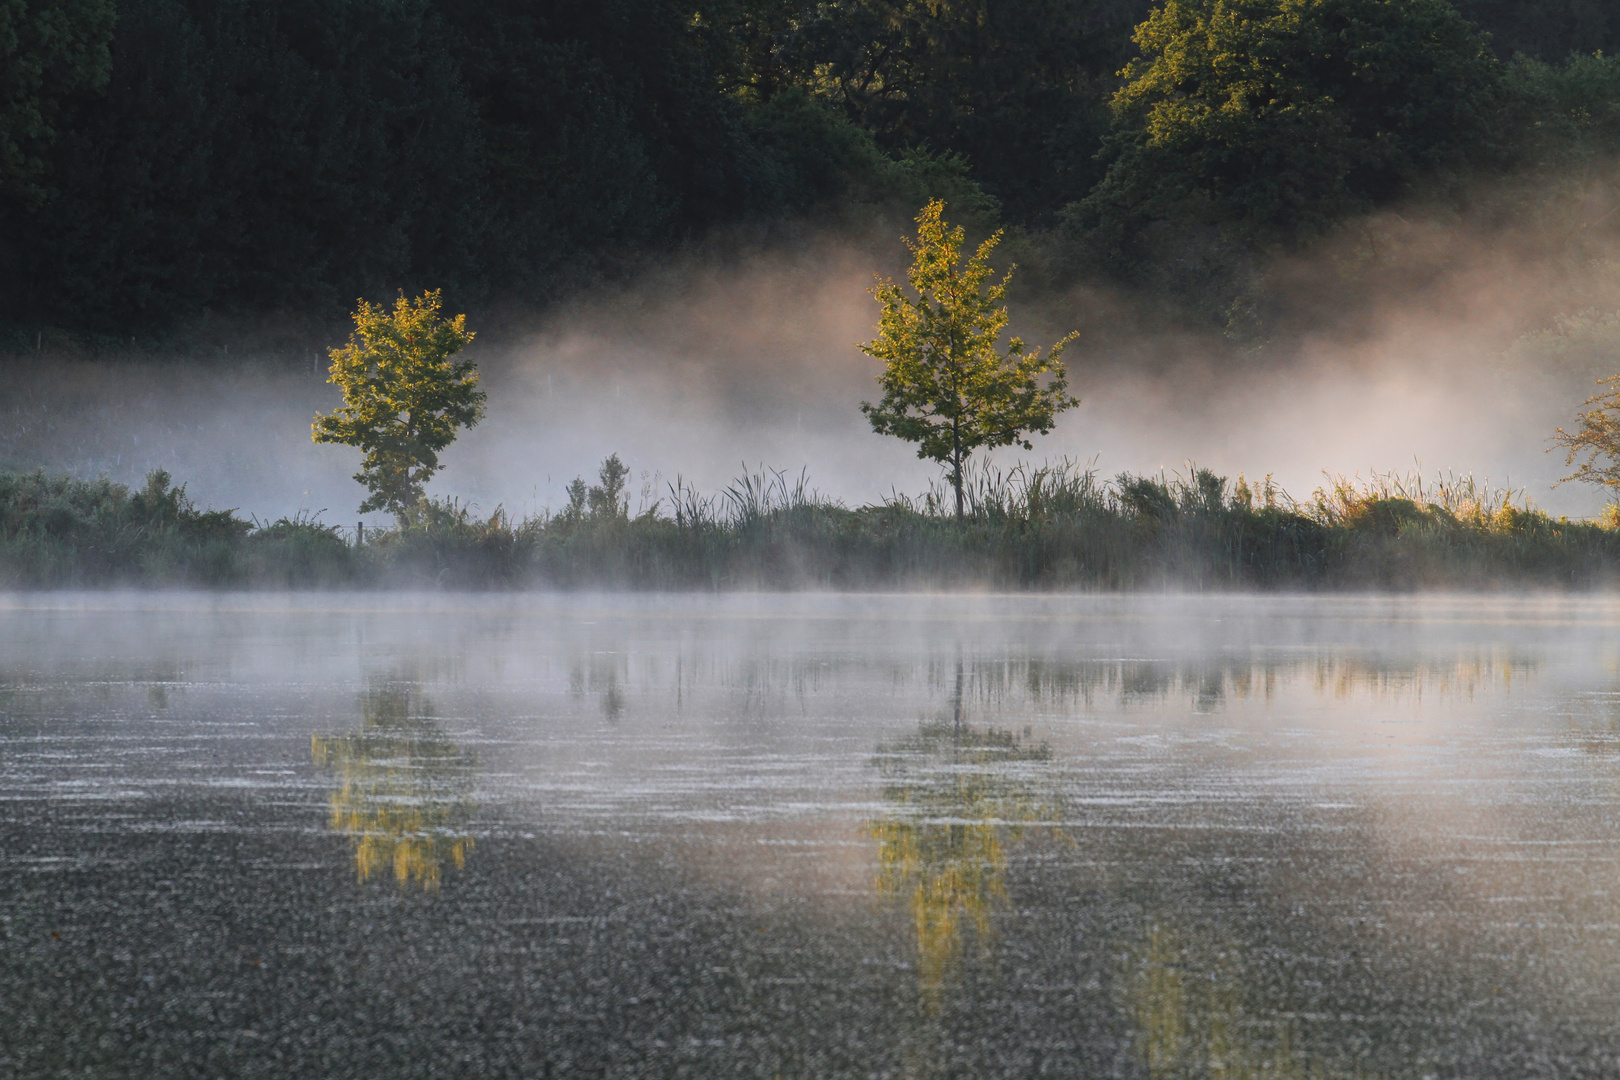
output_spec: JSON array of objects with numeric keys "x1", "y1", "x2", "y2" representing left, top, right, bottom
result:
[
  {"x1": 1130, "y1": 924, "x2": 1394, "y2": 1080},
  {"x1": 312, "y1": 682, "x2": 476, "y2": 889}
]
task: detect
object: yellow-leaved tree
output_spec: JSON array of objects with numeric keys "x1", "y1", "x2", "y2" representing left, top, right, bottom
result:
[
  {"x1": 1553, "y1": 376, "x2": 1620, "y2": 508},
  {"x1": 313, "y1": 290, "x2": 484, "y2": 516},
  {"x1": 860, "y1": 200, "x2": 1078, "y2": 522}
]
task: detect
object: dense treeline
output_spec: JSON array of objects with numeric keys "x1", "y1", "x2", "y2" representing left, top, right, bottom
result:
[
  {"x1": 5, "y1": 462, "x2": 1618, "y2": 589},
  {"x1": 4, "y1": 0, "x2": 1620, "y2": 342}
]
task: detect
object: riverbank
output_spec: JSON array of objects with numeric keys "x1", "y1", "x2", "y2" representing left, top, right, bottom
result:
[{"x1": 3, "y1": 463, "x2": 1616, "y2": 591}]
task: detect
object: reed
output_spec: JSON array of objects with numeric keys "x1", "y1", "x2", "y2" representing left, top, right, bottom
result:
[{"x1": 3, "y1": 461, "x2": 1618, "y2": 590}]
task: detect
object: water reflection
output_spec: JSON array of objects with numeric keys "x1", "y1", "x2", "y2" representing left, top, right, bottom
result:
[
  {"x1": 1130, "y1": 923, "x2": 1386, "y2": 1080},
  {"x1": 871, "y1": 665, "x2": 1058, "y2": 1004},
  {"x1": 311, "y1": 682, "x2": 476, "y2": 889},
  {"x1": 968, "y1": 652, "x2": 1537, "y2": 713},
  {"x1": 570, "y1": 651, "x2": 627, "y2": 719},
  {"x1": 11, "y1": 596, "x2": 1620, "y2": 1079}
]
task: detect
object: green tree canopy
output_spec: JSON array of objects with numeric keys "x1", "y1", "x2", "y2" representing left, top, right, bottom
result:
[
  {"x1": 0, "y1": 0, "x2": 114, "y2": 203},
  {"x1": 861, "y1": 200, "x2": 1078, "y2": 522},
  {"x1": 1453, "y1": 0, "x2": 1620, "y2": 61},
  {"x1": 729, "y1": 0, "x2": 1135, "y2": 217},
  {"x1": 11, "y1": 0, "x2": 1620, "y2": 342},
  {"x1": 3, "y1": 0, "x2": 899, "y2": 335},
  {"x1": 1080, "y1": 0, "x2": 1500, "y2": 244},
  {"x1": 313, "y1": 290, "x2": 484, "y2": 516}
]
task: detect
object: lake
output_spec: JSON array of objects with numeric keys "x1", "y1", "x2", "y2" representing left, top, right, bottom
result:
[{"x1": 4, "y1": 593, "x2": 1620, "y2": 1079}]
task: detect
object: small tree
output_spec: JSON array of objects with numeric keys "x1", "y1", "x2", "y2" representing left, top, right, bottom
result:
[
  {"x1": 1553, "y1": 377, "x2": 1620, "y2": 499},
  {"x1": 861, "y1": 200, "x2": 1078, "y2": 522},
  {"x1": 313, "y1": 290, "x2": 485, "y2": 516}
]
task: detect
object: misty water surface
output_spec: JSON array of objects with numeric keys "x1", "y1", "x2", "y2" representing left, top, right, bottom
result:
[{"x1": 4, "y1": 593, "x2": 1620, "y2": 1078}]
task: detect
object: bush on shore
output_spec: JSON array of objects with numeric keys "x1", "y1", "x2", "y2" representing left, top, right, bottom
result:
[
  {"x1": 1, "y1": 462, "x2": 1616, "y2": 591},
  {"x1": 0, "y1": 470, "x2": 351, "y2": 587}
]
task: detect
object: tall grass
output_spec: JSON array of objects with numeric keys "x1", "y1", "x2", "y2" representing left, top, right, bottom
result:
[{"x1": 3, "y1": 460, "x2": 1618, "y2": 590}]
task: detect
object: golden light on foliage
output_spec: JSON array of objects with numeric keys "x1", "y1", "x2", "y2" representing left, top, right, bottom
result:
[
  {"x1": 860, "y1": 199, "x2": 1077, "y2": 523},
  {"x1": 870, "y1": 698, "x2": 1055, "y2": 1005},
  {"x1": 312, "y1": 290, "x2": 484, "y2": 517},
  {"x1": 1554, "y1": 375, "x2": 1620, "y2": 500},
  {"x1": 1094, "y1": 0, "x2": 1497, "y2": 241},
  {"x1": 312, "y1": 683, "x2": 476, "y2": 890}
]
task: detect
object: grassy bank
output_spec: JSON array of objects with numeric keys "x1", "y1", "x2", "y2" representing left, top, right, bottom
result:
[{"x1": 2, "y1": 461, "x2": 1617, "y2": 591}]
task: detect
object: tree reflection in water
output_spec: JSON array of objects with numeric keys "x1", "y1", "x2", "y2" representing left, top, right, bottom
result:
[
  {"x1": 312, "y1": 682, "x2": 476, "y2": 889},
  {"x1": 871, "y1": 663, "x2": 1057, "y2": 1006}
]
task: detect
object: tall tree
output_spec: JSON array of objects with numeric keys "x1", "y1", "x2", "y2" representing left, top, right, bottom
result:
[
  {"x1": 729, "y1": 0, "x2": 1146, "y2": 218},
  {"x1": 0, "y1": 0, "x2": 114, "y2": 203},
  {"x1": 6, "y1": 0, "x2": 486, "y2": 331},
  {"x1": 1078, "y1": 0, "x2": 1501, "y2": 245},
  {"x1": 1453, "y1": 0, "x2": 1620, "y2": 62},
  {"x1": 861, "y1": 200, "x2": 1078, "y2": 522}
]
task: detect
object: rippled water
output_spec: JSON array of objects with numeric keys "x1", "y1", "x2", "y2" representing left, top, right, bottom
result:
[{"x1": 5, "y1": 593, "x2": 1620, "y2": 1079}]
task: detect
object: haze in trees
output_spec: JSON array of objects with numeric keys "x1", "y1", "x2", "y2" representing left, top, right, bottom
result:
[
  {"x1": 1077, "y1": 0, "x2": 1500, "y2": 247},
  {"x1": 9, "y1": 0, "x2": 1620, "y2": 340},
  {"x1": 1553, "y1": 378, "x2": 1620, "y2": 500}
]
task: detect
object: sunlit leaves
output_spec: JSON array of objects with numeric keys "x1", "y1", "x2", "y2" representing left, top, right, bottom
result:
[
  {"x1": 860, "y1": 199, "x2": 1077, "y2": 520},
  {"x1": 1554, "y1": 376, "x2": 1620, "y2": 496},
  {"x1": 313, "y1": 290, "x2": 485, "y2": 517},
  {"x1": 1085, "y1": 0, "x2": 1499, "y2": 242}
]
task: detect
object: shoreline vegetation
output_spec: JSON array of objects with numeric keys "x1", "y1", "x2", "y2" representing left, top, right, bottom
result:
[{"x1": 4, "y1": 460, "x2": 1617, "y2": 592}]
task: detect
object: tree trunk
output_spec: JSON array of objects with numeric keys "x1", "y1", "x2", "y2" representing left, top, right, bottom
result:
[{"x1": 952, "y1": 422, "x2": 964, "y2": 525}]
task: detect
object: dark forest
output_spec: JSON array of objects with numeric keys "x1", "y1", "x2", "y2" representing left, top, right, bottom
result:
[{"x1": 6, "y1": 0, "x2": 1620, "y2": 347}]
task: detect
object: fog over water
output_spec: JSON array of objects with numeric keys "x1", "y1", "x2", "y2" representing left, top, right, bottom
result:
[
  {"x1": 6, "y1": 592, "x2": 1620, "y2": 1077},
  {"x1": 6, "y1": 210, "x2": 1620, "y2": 523}
]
